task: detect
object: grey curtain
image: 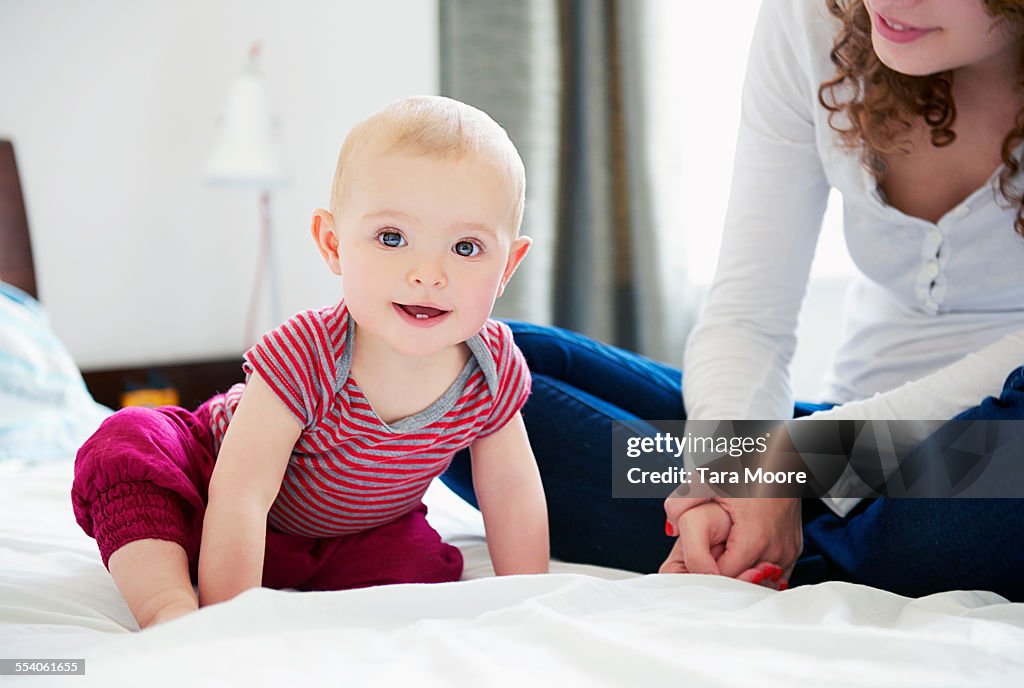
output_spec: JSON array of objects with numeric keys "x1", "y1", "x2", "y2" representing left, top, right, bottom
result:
[{"x1": 440, "y1": 0, "x2": 692, "y2": 364}]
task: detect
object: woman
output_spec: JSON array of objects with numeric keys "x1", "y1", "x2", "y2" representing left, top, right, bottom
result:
[{"x1": 443, "y1": 0, "x2": 1024, "y2": 601}]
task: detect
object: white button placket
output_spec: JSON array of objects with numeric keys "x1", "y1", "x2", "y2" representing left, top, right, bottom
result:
[{"x1": 918, "y1": 204, "x2": 966, "y2": 314}]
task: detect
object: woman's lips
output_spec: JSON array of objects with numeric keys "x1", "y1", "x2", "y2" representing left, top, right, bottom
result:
[{"x1": 873, "y1": 11, "x2": 938, "y2": 44}]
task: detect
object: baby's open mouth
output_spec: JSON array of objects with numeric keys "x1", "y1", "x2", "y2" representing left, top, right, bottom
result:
[{"x1": 396, "y1": 303, "x2": 449, "y2": 320}]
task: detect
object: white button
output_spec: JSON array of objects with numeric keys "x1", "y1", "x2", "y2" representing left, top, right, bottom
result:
[
  {"x1": 953, "y1": 204, "x2": 970, "y2": 218},
  {"x1": 929, "y1": 229, "x2": 942, "y2": 244},
  {"x1": 926, "y1": 261, "x2": 940, "y2": 278}
]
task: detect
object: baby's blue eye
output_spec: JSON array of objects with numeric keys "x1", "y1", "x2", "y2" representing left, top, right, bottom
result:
[
  {"x1": 378, "y1": 231, "x2": 406, "y2": 248},
  {"x1": 454, "y1": 240, "x2": 480, "y2": 257}
]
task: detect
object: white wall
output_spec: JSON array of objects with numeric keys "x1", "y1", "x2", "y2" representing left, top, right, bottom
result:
[{"x1": 0, "y1": 0, "x2": 438, "y2": 369}]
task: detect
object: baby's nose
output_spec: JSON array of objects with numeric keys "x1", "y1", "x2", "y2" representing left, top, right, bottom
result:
[{"x1": 408, "y1": 260, "x2": 447, "y2": 288}]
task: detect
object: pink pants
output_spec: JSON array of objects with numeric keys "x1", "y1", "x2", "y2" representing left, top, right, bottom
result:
[{"x1": 72, "y1": 402, "x2": 463, "y2": 590}]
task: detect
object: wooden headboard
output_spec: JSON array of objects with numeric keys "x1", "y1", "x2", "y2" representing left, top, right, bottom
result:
[{"x1": 0, "y1": 140, "x2": 38, "y2": 299}]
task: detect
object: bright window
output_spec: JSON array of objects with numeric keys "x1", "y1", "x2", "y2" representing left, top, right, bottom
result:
[
  {"x1": 650, "y1": 0, "x2": 854, "y2": 285},
  {"x1": 647, "y1": 0, "x2": 855, "y2": 398}
]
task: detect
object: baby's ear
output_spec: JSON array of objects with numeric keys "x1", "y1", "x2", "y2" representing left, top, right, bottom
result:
[
  {"x1": 311, "y1": 209, "x2": 341, "y2": 275},
  {"x1": 497, "y1": 235, "x2": 532, "y2": 297}
]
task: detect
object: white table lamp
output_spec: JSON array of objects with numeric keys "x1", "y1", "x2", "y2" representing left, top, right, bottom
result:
[{"x1": 205, "y1": 43, "x2": 287, "y2": 347}]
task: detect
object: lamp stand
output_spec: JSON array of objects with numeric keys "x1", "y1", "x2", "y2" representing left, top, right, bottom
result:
[{"x1": 244, "y1": 190, "x2": 279, "y2": 348}]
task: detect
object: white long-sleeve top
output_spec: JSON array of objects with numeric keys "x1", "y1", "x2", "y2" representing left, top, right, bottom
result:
[{"x1": 682, "y1": 0, "x2": 1024, "y2": 513}]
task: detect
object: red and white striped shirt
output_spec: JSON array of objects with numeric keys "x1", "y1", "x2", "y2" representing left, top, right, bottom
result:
[{"x1": 207, "y1": 301, "x2": 531, "y2": 537}]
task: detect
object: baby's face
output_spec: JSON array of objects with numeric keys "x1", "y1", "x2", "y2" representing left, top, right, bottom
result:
[{"x1": 331, "y1": 149, "x2": 526, "y2": 358}]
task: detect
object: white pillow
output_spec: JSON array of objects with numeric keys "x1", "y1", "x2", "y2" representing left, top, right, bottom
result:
[{"x1": 0, "y1": 282, "x2": 111, "y2": 461}]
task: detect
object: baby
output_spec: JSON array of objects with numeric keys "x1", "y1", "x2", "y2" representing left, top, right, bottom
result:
[{"x1": 72, "y1": 95, "x2": 549, "y2": 629}]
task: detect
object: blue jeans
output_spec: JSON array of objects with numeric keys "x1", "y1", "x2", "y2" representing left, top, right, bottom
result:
[{"x1": 442, "y1": 322, "x2": 1024, "y2": 601}]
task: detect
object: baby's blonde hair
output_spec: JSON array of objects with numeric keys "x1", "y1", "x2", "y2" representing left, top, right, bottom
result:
[{"x1": 330, "y1": 95, "x2": 526, "y2": 234}]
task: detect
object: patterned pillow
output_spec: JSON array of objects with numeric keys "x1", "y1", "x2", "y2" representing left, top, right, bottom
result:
[{"x1": 0, "y1": 282, "x2": 111, "y2": 461}]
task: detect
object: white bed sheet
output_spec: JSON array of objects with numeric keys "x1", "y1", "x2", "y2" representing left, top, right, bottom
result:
[{"x1": 2, "y1": 458, "x2": 1023, "y2": 687}]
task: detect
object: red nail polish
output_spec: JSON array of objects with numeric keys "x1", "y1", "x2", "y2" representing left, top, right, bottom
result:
[
  {"x1": 778, "y1": 581, "x2": 789, "y2": 591},
  {"x1": 751, "y1": 572, "x2": 765, "y2": 585},
  {"x1": 665, "y1": 519, "x2": 674, "y2": 537}
]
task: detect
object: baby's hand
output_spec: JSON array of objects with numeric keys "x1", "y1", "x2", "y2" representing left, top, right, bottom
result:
[{"x1": 660, "y1": 501, "x2": 729, "y2": 575}]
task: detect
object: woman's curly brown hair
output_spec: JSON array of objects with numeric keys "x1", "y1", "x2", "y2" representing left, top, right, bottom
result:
[{"x1": 818, "y1": 0, "x2": 1024, "y2": 237}]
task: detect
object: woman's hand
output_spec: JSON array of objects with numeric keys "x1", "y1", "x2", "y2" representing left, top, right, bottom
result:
[{"x1": 712, "y1": 497, "x2": 803, "y2": 580}]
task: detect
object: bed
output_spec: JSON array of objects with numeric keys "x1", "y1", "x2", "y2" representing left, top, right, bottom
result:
[{"x1": 2, "y1": 139, "x2": 1024, "y2": 686}]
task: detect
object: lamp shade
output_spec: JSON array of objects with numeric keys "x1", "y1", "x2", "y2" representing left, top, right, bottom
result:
[{"x1": 205, "y1": 51, "x2": 286, "y2": 189}]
